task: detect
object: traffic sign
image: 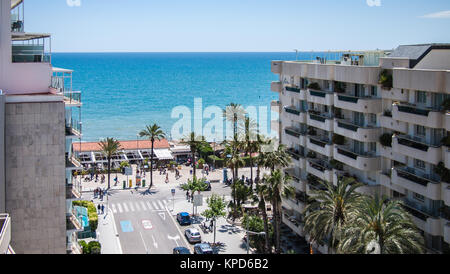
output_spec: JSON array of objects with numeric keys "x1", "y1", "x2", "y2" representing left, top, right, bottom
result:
[
  {"x1": 193, "y1": 194, "x2": 203, "y2": 206},
  {"x1": 171, "y1": 189, "x2": 176, "y2": 196}
]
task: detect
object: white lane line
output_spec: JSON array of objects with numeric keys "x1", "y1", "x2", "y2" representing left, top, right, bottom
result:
[
  {"x1": 129, "y1": 202, "x2": 135, "y2": 212},
  {"x1": 135, "y1": 202, "x2": 141, "y2": 211},
  {"x1": 140, "y1": 201, "x2": 147, "y2": 211},
  {"x1": 162, "y1": 200, "x2": 169, "y2": 205},
  {"x1": 108, "y1": 207, "x2": 123, "y2": 254},
  {"x1": 139, "y1": 232, "x2": 150, "y2": 254},
  {"x1": 146, "y1": 201, "x2": 153, "y2": 210},
  {"x1": 152, "y1": 201, "x2": 158, "y2": 210},
  {"x1": 111, "y1": 204, "x2": 117, "y2": 214},
  {"x1": 157, "y1": 200, "x2": 164, "y2": 209},
  {"x1": 123, "y1": 203, "x2": 129, "y2": 212}
]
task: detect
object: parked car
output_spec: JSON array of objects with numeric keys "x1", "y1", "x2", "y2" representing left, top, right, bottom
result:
[
  {"x1": 185, "y1": 228, "x2": 202, "y2": 244},
  {"x1": 194, "y1": 243, "x2": 214, "y2": 254},
  {"x1": 173, "y1": 247, "x2": 191, "y2": 254},
  {"x1": 177, "y1": 212, "x2": 192, "y2": 226}
]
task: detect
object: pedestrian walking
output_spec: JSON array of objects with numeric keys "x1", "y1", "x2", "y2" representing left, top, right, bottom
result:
[
  {"x1": 97, "y1": 204, "x2": 101, "y2": 214},
  {"x1": 165, "y1": 173, "x2": 169, "y2": 184},
  {"x1": 101, "y1": 204, "x2": 105, "y2": 215},
  {"x1": 186, "y1": 190, "x2": 190, "y2": 201}
]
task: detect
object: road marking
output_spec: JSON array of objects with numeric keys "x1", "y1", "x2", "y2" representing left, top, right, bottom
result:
[
  {"x1": 129, "y1": 202, "x2": 135, "y2": 212},
  {"x1": 142, "y1": 220, "x2": 153, "y2": 230},
  {"x1": 163, "y1": 200, "x2": 169, "y2": 205},
  {"x1": 168, "y1": 235, "x2": 180, "y2": 247},
  {"x1": 158, "y1": 212, "x2": 166, "y2": 221},
  {"x1": 140, "y1": 201, "x2": 147, "y2": 211},
  {"x1": 117, "y1": 203, "x2": 123, "y2": 213},
  {"x1": 120, "y1": 221, "x2": 134, "y2": 233},
  {"x1": 135, "y1": 202, "x2": 141, "y2": 211},
  {"x1": 139, "y1": 232, "x2": 149, "y2": 254},
  {"x1": 146, "y1": 201, "x2": 153, "y2": 210},
  {"x1": 152, "y1": 201, "x2": 158, "y2": 210},
  {"x1": 157, "y1": 200, "x2": 164, "y2": 209},
  {"x1": 152, "y1": 235, "x2": 158, "y2": 249},
  {"x1": 122, "y1": 203, "x2": 129, "y2": 212},
  {"x1": 111, "y1": 204, "x2": 117, "y2": 214}
]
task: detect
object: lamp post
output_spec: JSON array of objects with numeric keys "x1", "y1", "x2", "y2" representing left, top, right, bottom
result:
[{"x1": 294, "y1": 49, "x2": 299, "y2": 61}]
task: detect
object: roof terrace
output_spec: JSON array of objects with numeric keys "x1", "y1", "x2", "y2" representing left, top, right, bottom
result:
[{"x1": 291, "y1": 50, "x2": 391, "y2": 67}]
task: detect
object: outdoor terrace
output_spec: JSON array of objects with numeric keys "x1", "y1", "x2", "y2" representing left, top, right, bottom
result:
[{"x1": 12, "y1": 33, "x2": 51, "y2": 63}]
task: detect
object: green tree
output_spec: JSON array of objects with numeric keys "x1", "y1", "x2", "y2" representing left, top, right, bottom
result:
[
  {"x1": 303, "y1": 177, "x2": 363, "y2": 253},
  {"x1": 223, "y1": 103, "x2": 246, "y2": 139},
  {"x1": 241, "y1": 117, "x2": 259, "y2": 186},
  {"x1": 99, "y1": 137, "x2": 121, "y2": 190},
  {"x1": 180, "y1": 177, "x2": 209, "y2": 215},
  {"x1": 228, "y1": 180, "x2": 252, "y2": 220},
  {"x1": 181, "y1": 132, "x2": 205, "y2": 179},
  {"x1": 338, "y1": 195, "x2": 425, "y2": 254},
  {"x1": 242, "y1": 214, "x2": 273, "y2": 254},
  {"x1": 254, "y1": 182, "x2": 272, "y2": 253},
  {"x1": 139, "y1": 124, "x2": 166, "y2": 190},
  {"x1": 202, "y1": 194, "x2": 227, "y2": 245},
  {"x1": 263, "y1": 170, "x2": 295, "y2": 254},
  {"x1": 261, "y1": 143, "x2": 291, "y2": 174}
]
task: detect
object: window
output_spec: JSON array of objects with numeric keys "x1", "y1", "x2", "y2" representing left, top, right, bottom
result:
[
  {"x1": 413, "y1": 192, "x2": 425, "y2": 203},
  {"x1": 416, "y1": 91, "x2": 427, "y2": 104},
  {"x1": 371, "y1": 86, "x2": 378, "y2": 97},
  {"x1": 414, "y1": 159, "x2": 426, "y2": 170},
  {"x1": 415, "y1": 125, "x2": 426, "y2": 137},
  {"x1": 368, "y1": 142, "x2": 376, "y2": 154},
  {"x1": 369, "y1": 114, "x2": 377, "y2": 125}
]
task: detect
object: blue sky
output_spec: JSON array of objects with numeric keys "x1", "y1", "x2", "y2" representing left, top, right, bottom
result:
[{"x1": 22, "y1": 0, "x2": 450, "y2": 52}]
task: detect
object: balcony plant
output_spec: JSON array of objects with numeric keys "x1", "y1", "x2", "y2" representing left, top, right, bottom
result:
[
  {"x1": 332, "y1": 134, "x2": 346, "y2": 146},
  {"x1": 384, "y1": 110, "x2": 392, "y2": 117},
  {"x1": 307, "y1": 82, "x2": 321, "y2": 90},
  {"x1": 441, "y1": 99, "x2": 450, "y2": 113},
  {"x1": 434, "y1": 162, "x2": 450, "y2": 183},
  {"x1": 330, "y1": 160, "x2": 344, "y2": 171},
  {"x1": 307, "y1": 127, "x2": 317, "y2": 136},
  {"x1": 379, "y1": 70, "x2": 393, "y2": 90},
  {"x1": 441, "y1": 135, "x2": 450, "y2": 147},
  {"x1": 379, "y1": 133, "x2": 393, "y2": 147},
  {"x1": 334, "y1": 82, "x2": 346, "y2": 93},
  {"x1": 307, "y1": 151, "x2": 317, "y2": 159}
]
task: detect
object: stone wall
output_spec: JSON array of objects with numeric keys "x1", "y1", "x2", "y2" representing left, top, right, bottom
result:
[{"x1": 4, "y1": 101, "x2": 66, "y2": 254}]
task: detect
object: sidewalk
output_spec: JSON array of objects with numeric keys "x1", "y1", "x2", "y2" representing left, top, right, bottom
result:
[
  {"x1": 170, "y1": 196, "x2": 249, "y2": 254},
  {"x1": 90, "y1": 200, "x2": 123, "y2": 254}
]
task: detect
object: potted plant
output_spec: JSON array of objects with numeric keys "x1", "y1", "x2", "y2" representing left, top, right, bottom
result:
[
  {"x1": 441, "y1": 99, "x2": 450, "y2": 113},
  {"x1": 379, "y1": 133, "x2": 393, "y2": 147},
  {"x1": 307, "y1": 82, "x2": 321, "y2": 90},
  {"x1": 379, "y1": 69, "x2": 393, "y2": 90},
  {"x1": 332, "y1": 134, "x2": 345, "y2": 145}
]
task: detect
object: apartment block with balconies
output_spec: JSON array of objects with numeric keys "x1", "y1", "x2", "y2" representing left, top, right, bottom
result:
[
  {"x1": 0, "y1": 0, "x2": 83, "y2": 254},
  {"x1": 272, "y1": 44, "x2": 450, "y2": 254}
]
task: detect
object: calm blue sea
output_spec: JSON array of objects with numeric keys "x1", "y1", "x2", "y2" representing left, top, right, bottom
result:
[{"x1": 52, "y1": 52, "x2": 299, "y2": 142}]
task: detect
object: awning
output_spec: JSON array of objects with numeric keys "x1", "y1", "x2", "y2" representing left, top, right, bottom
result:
[{"x1": 154, "y1": 149, "x2": 174, "y2": 160}]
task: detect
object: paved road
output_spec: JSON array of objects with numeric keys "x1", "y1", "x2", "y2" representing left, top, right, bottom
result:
[{"x1": 85, "y1": 181, "x2": 233, "y2": 254}]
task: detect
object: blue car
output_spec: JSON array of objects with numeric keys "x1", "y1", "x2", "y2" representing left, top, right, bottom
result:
[
  {"x1": 177, "y1": 212, "x2": 192, "y2": 225},
  {"x1": 173, "y1": 247, "x2": 191, "y2": 254}
]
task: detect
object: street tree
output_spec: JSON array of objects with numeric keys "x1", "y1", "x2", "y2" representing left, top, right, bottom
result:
[{"x1": 202, "y1": 194, "x2": 227, "y2": 245}]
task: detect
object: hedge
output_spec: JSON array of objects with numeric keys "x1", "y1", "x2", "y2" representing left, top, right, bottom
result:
[
  {"x1": 206, "y1": 155, "x2": 255, "y2": 168},
  {"x1": 72, "y1": 200, "x2": 98, "y2": 231}
]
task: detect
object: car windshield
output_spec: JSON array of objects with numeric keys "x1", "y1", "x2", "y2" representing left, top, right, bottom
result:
[{"x1": 191, "y1": 232, "x2": 200, "y2": 236}]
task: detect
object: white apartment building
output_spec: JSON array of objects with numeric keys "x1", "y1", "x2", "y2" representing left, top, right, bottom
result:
[
  {"x1": 0, "y1": 0, "x2": 83, "y2": 254},
  {"x1": 271, "y1": 44, "x2": 450, "y2": 254}
]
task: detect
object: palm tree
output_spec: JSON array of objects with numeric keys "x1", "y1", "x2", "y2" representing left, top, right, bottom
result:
[
  {"x1": 254, "y1": 181, "x2": 272, "y2": 253},
  {"x1": 255, "y1": 134, "x2": 271, "y2": 184},
  {"x1": 337, "y1": 195, "x2": 425, "y2": 254},
  {"x1": 263, "y1": 170, "x2": 295, "y2": 254},
  {"x1": 261, "y1": 143, "x2": 291, "y2": 174},
  {"x1": 303, "y1": 177, "x2": 363, "y2": 253},
  {"x1": 223, "y1": 138, "x2": 245, "y2": 220},
  {"x1": 223, "y1": 103, "x2": 246, "y2": 139},
  {"x1": 241, "y1": 117, "x2": 259, "y2": 186},
  {"x1": 180, "y1": 132, "x2": 204, "y2": 179},
  {"x1": 99, "y1": 137, "x2": 121, "y2": 190},
  {"x1": 139, "y1": 124, "x2": 166, "y2": 190}
]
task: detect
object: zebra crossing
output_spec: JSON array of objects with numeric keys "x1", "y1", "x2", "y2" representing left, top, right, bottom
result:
[{"x1": 110, "y1": 199, "x2": 170, "y2": 214}]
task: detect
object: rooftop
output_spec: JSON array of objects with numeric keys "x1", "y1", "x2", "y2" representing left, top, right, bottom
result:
[
  {"x1": 388, "y1": 43, "x2": 450, "y2": 68},
  {"x1": 73, "y1": 139, "x2": 171, "y2": 153}
]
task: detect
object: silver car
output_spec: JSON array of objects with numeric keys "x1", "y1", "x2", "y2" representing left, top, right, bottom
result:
[{"x1": 185, "y1": 228, "x2": 202, "y2": 244}]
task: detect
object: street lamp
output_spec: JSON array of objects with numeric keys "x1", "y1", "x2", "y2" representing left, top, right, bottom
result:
[{"x1": 294, "y1": 49, "x2": 299, "y2": 61}]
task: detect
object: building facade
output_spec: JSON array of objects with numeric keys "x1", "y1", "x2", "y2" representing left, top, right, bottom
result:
[
  {"x1": 271, "y1": 45, "x2": 450, "y2": 254},
  {"x1": 0, "y1": 0, "x2": 83, "y2": 254}
]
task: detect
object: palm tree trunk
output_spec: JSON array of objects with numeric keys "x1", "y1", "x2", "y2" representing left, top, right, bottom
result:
[
  {"x1": 192, "y1": 150, "x2": 196, "y2": 179},
  {"x1": 249, "y1": 155, "x2": 253, "y2": 189},
  {"x1": 272, "y1": 199, "x2": 280, "y2": 254},
  {"x1": 150, "y1": 141, "x2": 154, "y2": 190},
  {"x1": 107, "y1": 158, "x2": 111, "y2": 189},
  {"x1": 259, "y1": 198, "x2": 271, "y2": 254}
]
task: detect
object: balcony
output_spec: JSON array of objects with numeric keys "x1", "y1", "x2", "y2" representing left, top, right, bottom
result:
[
  {"x1": 392, "y1": 103, "x2": 443, "y2": 128},
  {"x1": 334, "y1": 119, "x2": 381, "y2": 142},
  {"x1": 271, "y1": 61, "x2": 282, "y2": 74},
  {"x1": 444, "y1": 185, "x2": 450, "y2": 207},
  {"x1": 307, "y1": 136, "x2": 334, "y2": 157},
  {"x1": 445, "y1": 113, "x2": 450, "y2": 132},
  {"x1": 392, "y1": 135, "x2": 442, "y2": 165},
  {"x1": 284, "y1": 127, "x2": 306, "y2": 138},
  {"x1": 392, "y1": 167, "x2": 442, "y2": 201},
  {"x1": 445, "y1": 223, "x2": 450, "y2": 244},
  {"x1": 401, "y1": 201, "x2": 442, "y2": 236},
  {"x1": 379, "y1": 115, "x2": 408, "y2": 133},
  {"x1": 307, "y1": 89, "x2": 334, "y2": 106},
  {"x1": 445, "y1": 148, "x2": 450, "y2": 170},
  {"x1": 285, "y1": 86, "x2": 301, "y2": 93},
  {"x1": 334, "y1": 94, "x2": 382, "y2": 114},
  {"x1": 287, "y1": 148, "x2": 306, "y2": 169},
  {"x1": 271, "y1": 100, "x2": 281, "y2": 113},
  {"x1": 334, "y1": 146, "x2": 381, "y2": 171},
  {"x1": 379, "y1": 144, "x2": 406, "y2": 164},
  {"x1": 307, "y1": 160, "x2": 333, "y2": 183},
  {"x1": 380, "y1": 87, "x2": 409, "y2": 101},
  {"x1": 66, "y1": 120, "x2": 82, "y2": 138},
  {"x1": 271, "y1": 81, "x2": 282, "y2": 93},
  {"x1": 282, "y1": 214, "x2": 305, "y2": 237},
  {"x1": 0, "y1": 214, "x2": 11, "y2": 255},
  {"x1": 66, "y1": 184, "x2": 82, "y2": 200},
  {"x1": 11, "y1": 0, "x2": 24, "y2": 33},
  {"x1": 66, "y1": 156, "x2": 83, "y2": 171},
  {"x1": 393, "y1": 68, "x2": 447, "y2": 93},
  {"x1": 334, "y1": 65, "x2": 380, "y2": 85},
  {"x1": 284, "y1": 197, "x2": 306, "y2": 214},
  {"x1": 283, "y1": 106, "x2": 307, "y2": 124},
  {"x1": 307, "y1": 112, "x2": 334, "y2": 131},
  {"x1": 66, "y1": 213, "x2": 83, "y2": 232},
  {"x1": 12, "y1": 33, "x2": 51, "y2": 63}
]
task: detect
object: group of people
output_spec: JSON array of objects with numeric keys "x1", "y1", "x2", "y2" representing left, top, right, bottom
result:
[
  {"x1": 97, "y1": 203, "x2": 105, "y2": 215},
  {"x1": 93, "y1": 187, "x2": 106, "y2": 200}
]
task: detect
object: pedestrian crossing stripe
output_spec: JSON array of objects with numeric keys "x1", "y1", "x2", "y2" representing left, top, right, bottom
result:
[
  {"x1": 146, "y1": 201, "x2": 153, "y2": 210},
  {"x1": 140, "y1": 201, "x2": 147, "y2": 210},
  {"x1": 135, "y1": 202, "x2": 141, "y2": 211},
  {"x1": 123, "y1": 203, "x2": 129, "y2": 212},
  {"x1": 111, "y1": 204, "x2": 117, "y2": 214},
  {"x1": 163, "y1": 200, "x2": 168, "y2": 204},
  {"x1": 129, "y1": 202, "x2": 135, "y2": 212},
  {"x1": 117, "y1": 203, "x2": 123, "y2": 213},
  {"x1": 152, "y1": 201, "x2": 158, "y2": 210},
  {"x1": 157, "y1": 200, "x2": 164, "y2": 209}
]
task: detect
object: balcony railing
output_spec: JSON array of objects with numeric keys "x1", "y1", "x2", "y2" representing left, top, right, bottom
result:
[
  {"x1": 286, "y1": 86, "x2": 301, "y2": 93},
  {"x1": 396, "y1": 104, "x2": 436, "y2": 117},
  {"x1": 396, "y1": 135, "x2": 440, "y2": 152},
  {"x1": 309, "y1": 136, "x2": 330, "y2": 148},
  {"x1": 309, "y1": 112, "x2": 328, "y2": 123},
  {"x1": 309, "y1": 90, "x2": 327, "y2": 98},
  {"x1": 309, "y1": 160, "x2": 332, "y2": 172},
  {"x1": 66, "y1": 119, "x2": 82, "y2": 135},
  {"x1": 284, "y1": 107, "x2": 301, "y2": 116},
  {"x1": 64, "y1": 92, "x2": 82, "y2": 105},
  {"x1": 395, "y1": 167, "x2": 440, "y2": 187},
  {"x1": 287, "y1": 148, "x2": 304, "y2": 160},
  {"x1": 285, "y1": 127, "x2": 306, "y2": 138},
  {"x1": 337, "y1": 120, "x2": 360, "y2": 132},
  {"x1": 0, "y1": 214, "x2": 11, "y2": 254},
  {"x1": 11, "y1": 20, "x2": 24, "y2": 33}
]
